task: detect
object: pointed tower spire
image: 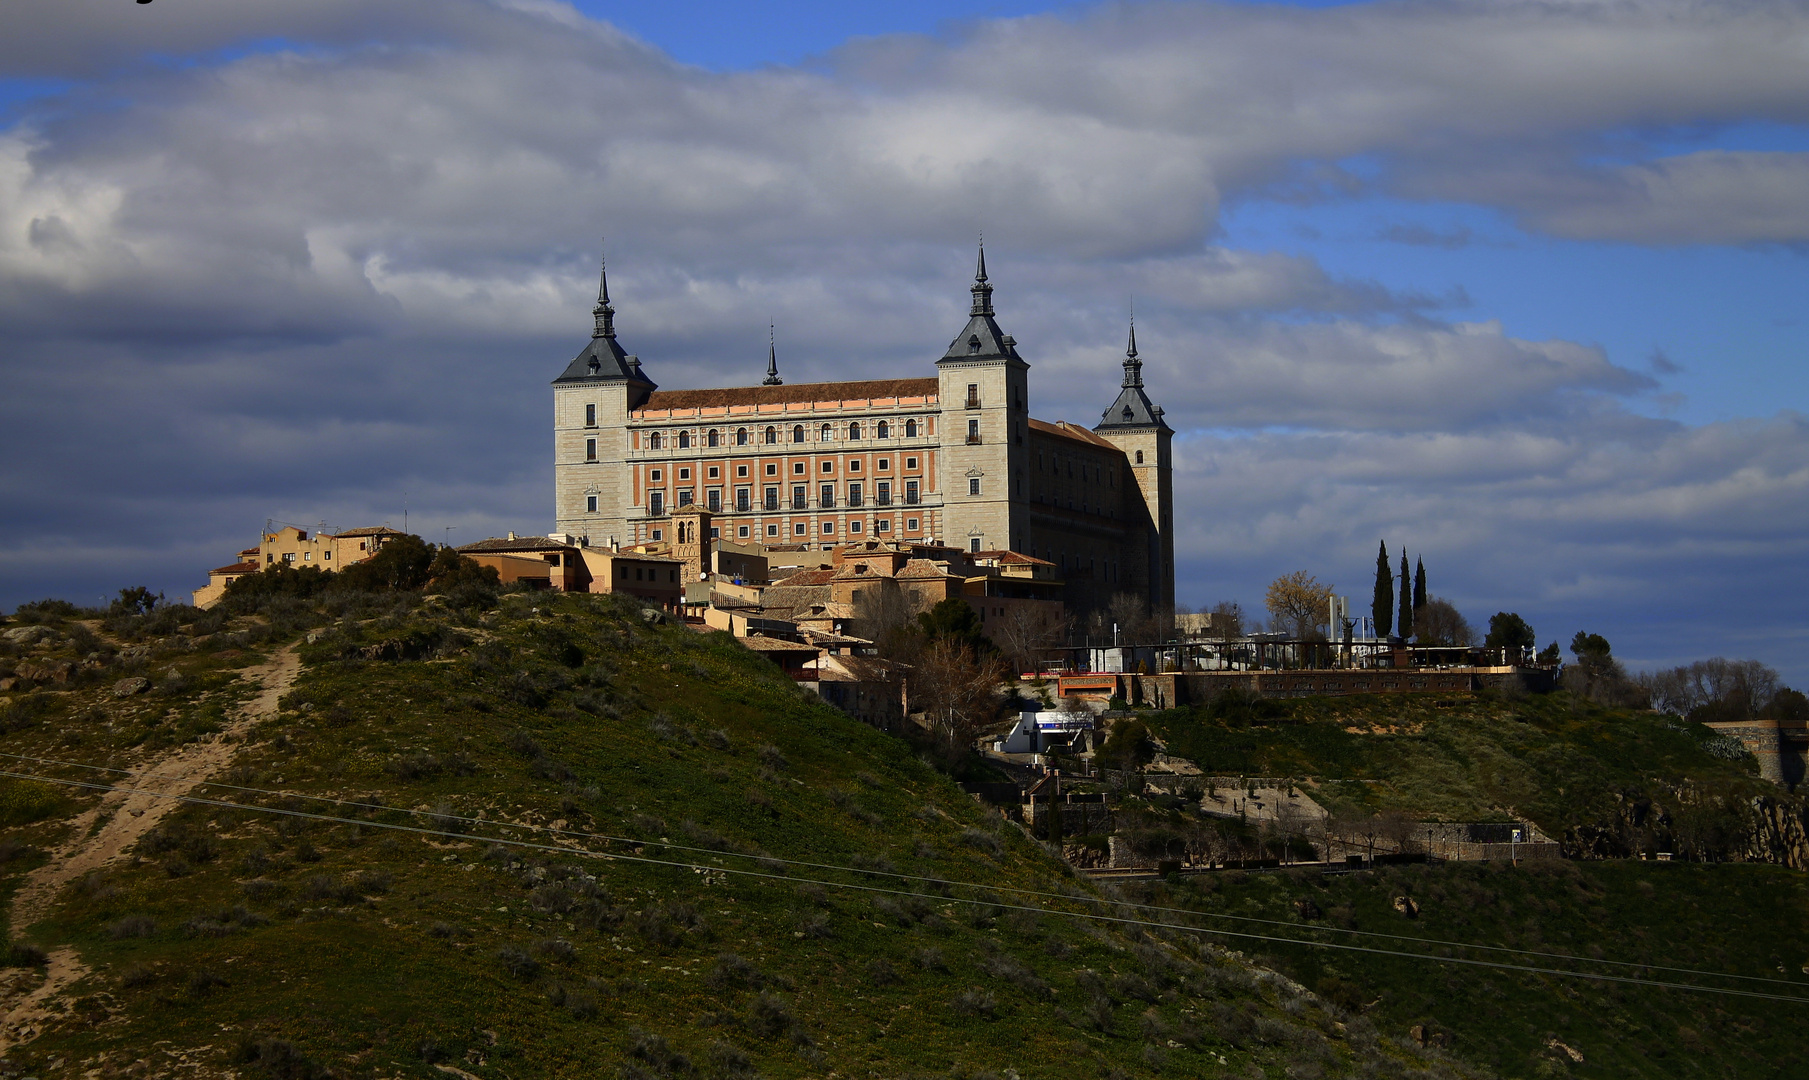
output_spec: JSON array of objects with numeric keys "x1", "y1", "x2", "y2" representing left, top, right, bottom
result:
[
  {"x1": 592, "y1": 241, "x2": 617, "y2": 341},
  {"x1": 969, "y1": 237, "x2": 994, "y2": 316},
  {"x1": 763, "y1": 324, "x2": 783, "y2": 386},
  {"x1": 1121, "y1": 302, "x2": 1144, "y2": 389}
]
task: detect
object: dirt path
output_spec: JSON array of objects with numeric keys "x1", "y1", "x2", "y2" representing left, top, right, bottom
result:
[{"x1": 0, "y1": 644, "x2": 302, "y2": 1052}]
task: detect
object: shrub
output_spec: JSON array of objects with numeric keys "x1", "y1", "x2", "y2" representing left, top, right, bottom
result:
[
  {"x1": 960, "y1": 828, "x2": 1004, "y2": 857},
  {"x1": 6, "y1": 943, "x2": 49, "y2": 967},
  {"x1": 913, "y1": 947, "x2": 948, "y2": 972},
  {"x1": 109, "y1": 915, "x2": 157, "y2": 939},
  {"x1": 498, "y1": 947, "x2": 541, "y2": 980},
  {"x1": 186, "y1": 969, "x2": 229, "y2": 997},
  {"x1": 233, "y1": 1037, "x2": 329, "y2": 1080},
  {"x1": 951, "y1": 988, "x2": 998, "y2": 1018},
  {"x1": 867, "y1": 959, "x2": 901, "y2": 986},
  {"x1": 533, "y1": 937, "x2": 578, "y2": 964}
]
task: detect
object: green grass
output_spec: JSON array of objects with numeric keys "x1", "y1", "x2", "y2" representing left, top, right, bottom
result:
[
  {"x1": 1, "y1": 594, "x2": 1474, "y2": 1080},
  {"x1": 1134, "y1": 858, "x2": 1809, "y2": 1080}
]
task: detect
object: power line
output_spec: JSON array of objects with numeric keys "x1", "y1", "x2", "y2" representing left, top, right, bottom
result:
[
  {"x1": 3, "y1": 748, "x2": 1798, "y2": 990},
  {"x1": 5, "y1": 767, "x2": 1805, "y2": 1005}
]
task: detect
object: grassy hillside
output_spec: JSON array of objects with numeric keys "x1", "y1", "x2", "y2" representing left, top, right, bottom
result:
[
  {"x1": 1135, "y1": 859, "x2": 1809, "y2": 1080},
  {"x1": 1142, "y1": 691, "x2": 1773, "y2": 846},
  {"x1": 0, "y1": 593, "x2": 1474, "y2": 1080}
]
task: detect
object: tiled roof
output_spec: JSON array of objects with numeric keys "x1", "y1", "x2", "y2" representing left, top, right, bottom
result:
[
  {"x1": 771, "y1": 569, "x2": 836, "y2": 587},
  {"x1": 897, "y1": 559, "x2": 959, "y2": 580},
  {"x1": 333, "y1": 526, "x2": 406, "y2": 538},
  {"x1": 238, "y1": 547, "x2": 260, "y2": 558},
  {"x1": 458, "y1": 536, "x2": 571, "y2": 554},
  {"x1": 1029, "y1": 418, "x2": 1122, "y2": 451},
  {"x1": 210, "y1": 561, "x2": 260, "y2": 576},
  {"x1": 975, "y1": 550, "x2": 1054, "y2": 567},
  {"x1": 739, "y1": 635, "x2": 818, "y2": 653},
  {"x1": 638, "y1": 378, "x2": 938, "y2": 413}
]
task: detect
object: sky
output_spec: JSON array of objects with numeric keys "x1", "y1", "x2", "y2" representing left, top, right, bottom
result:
[{"x1": 1, "y1": 0, "x2": 1805, "y2": 683}]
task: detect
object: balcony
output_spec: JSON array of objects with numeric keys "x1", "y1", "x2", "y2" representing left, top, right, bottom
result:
[
  {"x1": 764, "y1": 497, "x2": 779, "y2": 511},
  {"x1": 735, "y1": 497, "x2": 751, "y2": 513},
  {"x1": 876, "y1": 494, "x2": 891, "y2": 507},
  {"x1": 966, "y1": 434, "x2": 982, "y2": 445},
  {"x1": 848, "y1": 493, "x2": 864, "y2": 508},
  {"x1": 792, "y1": 495, "x2": 808, "y2": 510},
  {"x1": 905, "y1": 492, "x2": 920, "y2": 506}
]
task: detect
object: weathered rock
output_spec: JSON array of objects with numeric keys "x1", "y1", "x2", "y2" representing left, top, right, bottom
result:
[
  {"x1": 1391, "y1": 895, "x2": 1419, "y2": 919},
  {"x1": 640, "y1": 608, "x2": 666, "y2": 626},
  {"x1": 1293, "y1": 898, "x2": 1323, "y2": 921},
  {"x1": 3, "y1": 626, "x2": 50, "y2": 645},
  {"x1": 16, "y1": 659, "x2": 73, "y2": 683},
  {"x1": 113, "y1": 677, "x2": 152, "y2": 698}
]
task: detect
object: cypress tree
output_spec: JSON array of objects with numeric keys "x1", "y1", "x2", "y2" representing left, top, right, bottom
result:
[
  {"x1": 1371, "y1": 540, "x2": 1393, "y2": 638},
  {"x1": 1413, "y1": 557, "x2": 1427, "y2": 613},
  {"x1": 1398, "y1": 551, "x2": 1414, "y2": 641}
]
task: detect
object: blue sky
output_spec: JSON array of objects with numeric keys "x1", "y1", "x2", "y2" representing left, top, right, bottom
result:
[{"x1": 1, "y1": 0, "x2": 1806, "y2": 683}]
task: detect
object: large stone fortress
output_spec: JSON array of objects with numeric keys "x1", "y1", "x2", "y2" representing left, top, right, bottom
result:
[{"x1": 552, "y1": 248, "x2": 1174, "y2": 614}]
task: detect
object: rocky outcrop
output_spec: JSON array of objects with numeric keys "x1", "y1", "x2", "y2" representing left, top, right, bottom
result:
[
  {"x1": 1738, "y1": 796, "x2": 1809, "y2": 870},
  {"x1": 1560, "y1": 784, "x2": 1809, "y2": 870}
]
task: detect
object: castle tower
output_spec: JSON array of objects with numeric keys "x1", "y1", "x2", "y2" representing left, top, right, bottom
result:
[
  {"x1": 553, "y1": 247, "x2": 658, "y2": 545},
  {"x1": 936, "y1": 243, "x2": 1032, "y2": 554},
  {"x1": 1092, "y1": 318, "x2": 1174, "y2": 613}
]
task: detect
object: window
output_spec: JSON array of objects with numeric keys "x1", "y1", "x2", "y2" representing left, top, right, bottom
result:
[
  {"x1": 966, "y1": 383, "x2": 980, "y2": 407},
  {"x1": 585, "y1": 438, "x2": 597, "y2": 462},
  {"x1": 795, "y1": 522, "x2": 807, "y2": 535},
  {"x1": 708, "y1": 466, "x2": 720, "y2": 479},
  {"x1": 905, "y1": 419, "x2": 917, "y2": 438},
  {"x1": 736, "y1": 488, "x2": 751, "y2": 512},
  {"x1": 302, "y1": 551, "x2": 311, "y2": 561},
  {"x1": 876, "y1": 519, "x2": 890, "y2": 533},
  {"x1": 821, "y1": 461, "x2": 833, "y2": 473},
  {"x1": 820, "y1": 423, "x2": 832, "y2": 441},
  {"x1": 585, "y1": 403, "x2": 596, "y2": 427},
  {"x1": 766, "y1": 524, "x2": 779, "y2": 537},
  {"x1": 324, "y1": 551, "x2": 331, "y2": 561},
  {"x1": 737, "y1": 464, "x2": 749, "y2": 477},
  {"x1": 970, "y1": 537, "x2": 981, "y2": 552},
  {"x1": 906, "y1": 456, "x2": 918, "y2": 470},
  {"x1": 847, "y1": 459, "x2": 860, "y2": 473},
  {"x1": 820, "y1": 483, "x2": 835, "y2": 508},
  {"x1": 876, "y1": 481, "x2": 890, "y2": 506},
  {"x1": 792, "y1": 485, "x2": 806, "y2": 509},
  {"x1": 648, "y1": 431, "x2": 662, "y2": 450},
  {"x1": 635, "y1": 567, "x2": 643, "y2": 580},
  {"x1": 738, "y1": 525, "x2": 750, "y2": 538},
  {"x1": 765, "y1": 463, "x2": 777, "y2": 475},
  {"x1": 707, "y1": 490, "x2": 721, "y2": 512},
  {"x1": 967, "y1": 418, "x2": 980, "y2": 444},
  {"x1": 649, "y1": 491, "x2": 664, "y2": 515},
  {"x1": 678, "y1": 430, "x2": 690, "y2": 449},
  {"x1": 968, "y1": 477, "x2": 981, "y2": 495},
  {"x1": 876, "y1": 458, "x2": 889, "y2": 471},
  {"x1": 792, "y1": 425, "x2": 805, "y2": 443},
  {"x1": 710, "y1": 528, "x2": 720, "y2": 539},
  {"x1": 765, "y1": 426, "x2": 777, "y2": 444},
  {"x1": 850, "y1": 520, "x2": 863, "y2": 534},
  {"x1": 849, "y1": 422, "x2": 862, "y2": 440},
  {"x1": 736, "y1": 428, "x2": 748, "y2": 445},
  {"x1": 708, "y1": 429, "x2": 719, "y2": 447},
  {"x1": 650, "y1": 468, "x2": 662, "y2": 481},
  {"x1": 905, "y1": 480, "x2": 919, "y2": 504},
  {"x1": 677, "y1": 490, "x2": 693, "y2": 506},
  {"x1": 877, "y1": 421, "x2": 889, "y2": 439},
  {"x1": 848, "y1": 483, "x2": 863, "y2": 507},
  {"x1": 793, "y1": 462, "x2": 805, "y2": 474},
  {"x1": 821, "y1": 521, "x2": 835, "y2": 534},
  {"x1": 906, "y1": 517, "x2": 919, "y2": 531},
  {"x1": 678, "y1": 467, "x2": 690, "y2": 480},
  {"x1": 764, "y1": 487, "x2": 779, "y2": 510},
  {"x1": 1136, "y1": 450, "x2": 1144, "y2": 463}
]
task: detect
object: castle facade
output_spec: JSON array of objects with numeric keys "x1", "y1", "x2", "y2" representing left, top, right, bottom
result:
[{"x1": 552, "y1": 248, "x2": 1174, "y2": 614}]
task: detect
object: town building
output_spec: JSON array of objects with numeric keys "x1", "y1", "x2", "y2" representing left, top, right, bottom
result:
[
  {"x1": 190, "y1": 525, "x2": 405, "y2": 607},
  {"x1": 550, "y1": 246, "x2": 1174, "y2": 616}
]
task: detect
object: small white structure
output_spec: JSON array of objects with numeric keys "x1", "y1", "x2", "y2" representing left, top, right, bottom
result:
[{"x1": 999, "y1": 710, "x2": 1095, "y2": 754}]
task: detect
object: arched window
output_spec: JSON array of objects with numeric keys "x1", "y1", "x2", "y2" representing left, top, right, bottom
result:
[
  {"x1": 849, "y1": 422, "x2": 862, "y2": 440},
  {"x1": 765, "y1": 426, "x2": 777, "y2": 444},
  {"x1": 1135, "y1": 450, "x2": 1144, "y2": 463},
  {"x1": 792, "y1": 425, "x2": 805, "y2": 443},
  {"x1": 736, "y1": 428, "x2": 749, "y2": 446},
  {"x1": 905, "y1": 419, "x2": 917, "y2": 438},
  {"x1": 820, "y1": 424, "x2": 832, "y2": 441},
  {"x1": 707, "y1": 429, "x2": 719, "y2": 447},
  {"x1": 677, "y1": 430, "x2": 690, "y2": 449},
  {"x1": 876, "y1": 421, "x2": 889, "y2": 439},
  {"x1": 648, "y1": 431, "x2": 662, "y2": 450}
]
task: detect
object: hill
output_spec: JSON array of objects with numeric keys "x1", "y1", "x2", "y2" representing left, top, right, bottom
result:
[{"x1": 0, "y1": 592, "x2": 1479, "y2": 1080}]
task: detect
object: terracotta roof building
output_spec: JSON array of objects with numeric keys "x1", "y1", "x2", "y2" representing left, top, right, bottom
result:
[{"x1": 552, "y1": 245, "x2": 1173, "y2": 614}]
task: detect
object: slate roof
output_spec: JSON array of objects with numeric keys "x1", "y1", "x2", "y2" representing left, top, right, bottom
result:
[
  {"x1": 1094, "y1": 323, "x2": 1169, "y2": 432},
  {"x1": 639, "y1": 378, "x2": 937, "y2": 413},
  {"x1": 1030, "y1": 418, "x2": 1122, "y2": 451},
  {"x1": 939, "y1": 244, "x2": 1025, "y2": 365}
]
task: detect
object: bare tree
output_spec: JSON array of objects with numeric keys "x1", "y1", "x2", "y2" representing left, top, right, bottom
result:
[
  {"x1": 1377, "y1": 810, "x2": 1420, "y2": 856},
  {"x1": 991, "y1": 604, "x2": 1070, "y2": 677},
  {"x1": 1264, "y1": 572, "x2": 1334, "y2": 639},
  {"x1": 1208, "y1": 601, "x2": 1246, "y2": 639},
  {"x1": 910, "y1": 639, "x2": 1009, "y2": 766},
  {"x1": 1415, "y1": 598, "x2": 1477, "y2": 647}
]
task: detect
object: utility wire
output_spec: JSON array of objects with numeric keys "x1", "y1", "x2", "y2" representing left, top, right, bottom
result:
[
  {"x1": 5, "y1": 767, "x2": 1806, "y2": 1006},
  {"x1": 2, "y1": 748, "x2": 1797, "y2": 990}
]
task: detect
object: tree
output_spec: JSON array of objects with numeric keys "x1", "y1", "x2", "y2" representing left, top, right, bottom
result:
[
  {"x1": 1396, "y1": 552, "x2": 1413, "y2": 641},
  {"x1": 990, "y1": 604, "x2": 1069, "y2": 677},
  {"x1": 107, "y1": 586, "x2": 164, "y2": 617},
  {"x1": 1412, "y1": 557, "x2": 1427, "y2": 613},
  {"x1": 1484, "y1": 612, "x2": 1536, "y2": 659},
  {"x1": 1208, "y1": 600, "x2": 1246, "y2": 639},
  {"x1": 1562, "y1": 631, "x2": 1645, "y2": 707},
  {"x1": 910, "y1": 638, "x2": 1008, "y2": 766},
  {"x1": 1264, "y1": 571, "x2": 1333, "y2": 639},
  {"x1": 1107, "y1": 591, "x2": 1161, "y2": 644},
  {"x1": 1415, "y1": 598, "x2": 1476, "y2": 647},
  {"x1": 337, "y1": 533, "x2": 435, "y2": 592},
  {"x1": 1371, "y1": 541, "x2": 1393, "y2": 639},
  {"x1": 916, "y1": 597, "x2": 991, "y2": 653}
]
